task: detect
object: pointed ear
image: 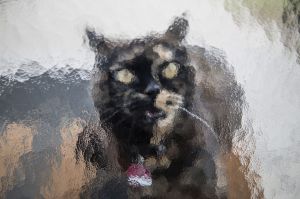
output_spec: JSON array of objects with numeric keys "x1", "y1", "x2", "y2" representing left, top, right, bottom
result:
[
  {"x1": 165, "y1": 16, "x2": 189, "y2": 43},
  {"x1": 85, "y1": 27, "x2": 113, "y2": 56}
]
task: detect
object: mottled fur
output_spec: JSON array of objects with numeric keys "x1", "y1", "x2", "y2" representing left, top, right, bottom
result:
[{"x1": 76, "y1": 16, "x2": 244, "y2": 199}]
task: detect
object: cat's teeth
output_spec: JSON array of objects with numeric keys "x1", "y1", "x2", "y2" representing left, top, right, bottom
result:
[
  {"x1": 146, "y1": 111, "x2": 153, "y2": 118},
  {"x1": 145, "y1": 110, "x2": 165, "y2": 119}
]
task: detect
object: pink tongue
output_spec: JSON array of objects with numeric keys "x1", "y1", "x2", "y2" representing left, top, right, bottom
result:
[{"x1": 126, "y1": 164, "x2": 152, "y2": 187}]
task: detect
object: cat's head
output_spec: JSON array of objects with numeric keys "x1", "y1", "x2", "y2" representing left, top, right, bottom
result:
[{"x1": 88, "y1": 17, "x2": 195, "y2": 132}]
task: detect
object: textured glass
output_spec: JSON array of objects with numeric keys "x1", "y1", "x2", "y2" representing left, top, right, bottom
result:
[{"x1": 0, "y1": 0, "x2": 299, "y2": 198}]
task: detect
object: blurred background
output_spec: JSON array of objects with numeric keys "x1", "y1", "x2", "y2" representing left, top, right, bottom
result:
[{"x1": 0, "y1": 0, "x2": 299, "y2": 198}]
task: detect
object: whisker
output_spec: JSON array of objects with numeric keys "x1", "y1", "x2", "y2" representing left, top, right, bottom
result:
[
  {"x1": 100, "y1": 109, "x2": 121, "y2": 124},
  {"x1": 178, "y1": 107, "x2": 219, "y2": 142},
  {"x1": 113, "y1": 102, "x2": 155, "y2": 127},
  {"x1": 100, "y1": 101, "x2": 149, "y2": 124},
  {"x1": 99, "y1": 99, "x2": 145, "y2": 117},
  {"x1": 114, "y1": 105, "x2": 152, "y2": 128}
]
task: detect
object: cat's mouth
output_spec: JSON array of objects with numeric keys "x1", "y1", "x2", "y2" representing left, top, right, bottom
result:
[{"x1": 144, "y1": 107, "x2": 165, "y2": 121}]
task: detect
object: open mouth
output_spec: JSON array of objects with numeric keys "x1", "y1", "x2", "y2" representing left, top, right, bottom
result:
[{"x1": 144, "y1": 107, "x2": 165, "y2": 121}]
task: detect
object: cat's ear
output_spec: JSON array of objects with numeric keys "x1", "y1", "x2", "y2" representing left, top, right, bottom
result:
[
  {"x1": 165, "y1": 16, "x2": 189, "y2": 43},
  {"x1": 85, "y1": 27, "x2": 113, "y2": 56}
]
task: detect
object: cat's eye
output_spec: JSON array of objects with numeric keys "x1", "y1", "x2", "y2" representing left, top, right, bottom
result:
[
  {"x1": 162, "y1": 63, "x2": 179, "y2": 79},
  {"x1": 116, "y1": 69, "x2": 135, "y2": 84}
]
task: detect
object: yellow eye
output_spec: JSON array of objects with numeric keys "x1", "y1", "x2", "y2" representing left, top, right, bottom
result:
[
  {"x1": 116, "y1": 69, "x2": 135, "y2": 84},
  {"x1": 162, "y1": 63, "x2": 179, "y2": 79}
]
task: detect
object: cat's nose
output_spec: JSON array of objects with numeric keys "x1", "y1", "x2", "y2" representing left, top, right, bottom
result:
[{"x1": 144, "y1": 81, "x2": 160, "y2": 96}]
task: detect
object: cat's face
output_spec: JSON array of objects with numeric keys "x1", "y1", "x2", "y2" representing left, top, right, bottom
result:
[{"x1": 89, "y1": 17, "x2": 195, "y2": 131}]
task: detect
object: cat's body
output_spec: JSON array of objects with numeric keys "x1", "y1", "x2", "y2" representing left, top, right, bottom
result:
[{"x1": 76, "y1": 16, "x2": 244, "y2": 199}]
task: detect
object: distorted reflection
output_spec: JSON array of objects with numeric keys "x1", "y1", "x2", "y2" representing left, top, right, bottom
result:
[{"x1": 0, "y1": 0, "x2": 299, "y2": 199}]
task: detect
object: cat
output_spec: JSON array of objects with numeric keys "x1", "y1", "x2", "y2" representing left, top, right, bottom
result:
[{"x1": 76, "y1": 16, "x2": 244, "y2": 199}]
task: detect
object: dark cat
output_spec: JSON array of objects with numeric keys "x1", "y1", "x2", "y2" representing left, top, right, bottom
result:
[{"x1": 76, "y1": 16, "x2": 244, "y2": 199}]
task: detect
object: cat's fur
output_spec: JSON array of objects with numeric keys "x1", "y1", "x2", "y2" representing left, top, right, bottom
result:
[{"x1": 76, "y1": 16, "x2": 244, "y2": 199}]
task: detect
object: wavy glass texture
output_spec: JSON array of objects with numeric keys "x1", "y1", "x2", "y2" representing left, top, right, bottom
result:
[{"x1": 0, "y1": 0, "x2": 299, "y2": 198}]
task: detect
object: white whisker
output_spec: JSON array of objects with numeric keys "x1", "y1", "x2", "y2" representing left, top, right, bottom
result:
[{"x1": 179, "y1": 107, "x2": 219, "y2": 141}]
